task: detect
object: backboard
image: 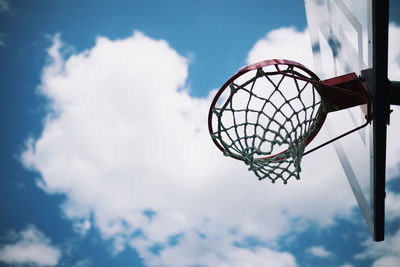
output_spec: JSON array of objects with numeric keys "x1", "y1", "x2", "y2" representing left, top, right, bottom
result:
[{"x1": 304, "y1": 0, "x2": 389, "y2": 241}]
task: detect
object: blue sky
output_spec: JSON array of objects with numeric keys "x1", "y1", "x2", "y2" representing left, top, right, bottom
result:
[{"x1": 1, "y1": 1, "x2": 400, "y2": 267}]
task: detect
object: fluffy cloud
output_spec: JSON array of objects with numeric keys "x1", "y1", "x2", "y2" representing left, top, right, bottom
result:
[
  {"x1": 372, "y1": 257, "x2": 400, "y2": 267},
  {"x1": 388, "y1": 23, "x2": 400, "y2": 81},
  {"x1": 20, "y1": 24, "x2": 400, "y2": 266},
  {"x1": 246, "y1": 27, "x2": 313, "y2": 67},
  {"x1": 133, "y1": 232, "x2": 297, "y2": 267},
  {"x1": 386, "y1": 191, "x2": 400, "y2": 221},
  {"x1": 0, "y1": 225, "x2": 61, "y2": 266},
  {"x1": 356, "y1": 229, "x2": 400, "y2": 267},
  {"x1": 306, "y1": 246, "x2": 333, "y2": 258}
]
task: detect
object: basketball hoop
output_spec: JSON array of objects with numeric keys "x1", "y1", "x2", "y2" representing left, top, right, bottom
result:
[{"x1": 208, "y1": 59, "x2": 370, "y2": 184}]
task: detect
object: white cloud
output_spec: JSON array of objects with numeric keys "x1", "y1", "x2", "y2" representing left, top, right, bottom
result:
[
  {"x1": 133, "y1": 231, "x2": 297, "y2": 267},
  {"x1": 20, "y1": 24, "x2": 400, "y2": 266},
  {"x1": 17, "y1": 30, "x2": 356, "y2": 266},
  {"x1": 22, "y1": 31, "x2": 307, "y2": 266},
  {"x1": 371, "y1": 256, "x2": 400, "y2": 267},
  {"x1": 356, "y1": 228, "x2": 400, "y2": 267},
  {"x1": 0, "y1": 225, "x2": 61, "y2": 266},
  {"x1": 386, "y1": 191, "x2": 400, "y2": 221},
  {"x1": 388, "y1": 23, "x2": 400, "y2": 81},
  {"x1": 306, "y1": 246, "x2": 333, "y2": 258},
  {"x1": 246, "y1": 27, "x2": 313, "y2": 69}
]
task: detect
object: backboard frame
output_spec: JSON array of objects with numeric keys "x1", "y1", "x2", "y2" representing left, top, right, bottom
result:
[
  {"x1": 304, "y1": 0, "x2": 389, "y2": 241},
  {"x1": 370, "y1": 0, "x2": 389, "y2": 242}
]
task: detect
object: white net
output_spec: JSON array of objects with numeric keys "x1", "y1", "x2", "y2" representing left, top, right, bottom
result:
[{"x1": 210, "y1": 63, "x2": 324, "y2": 184}]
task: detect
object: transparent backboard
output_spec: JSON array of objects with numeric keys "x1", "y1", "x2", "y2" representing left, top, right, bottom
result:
[{"x1": 305, "y1": 0, "x2": 387, "y2": 241}]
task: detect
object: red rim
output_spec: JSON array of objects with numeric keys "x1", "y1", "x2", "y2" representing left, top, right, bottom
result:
[{"x1": 208, "y1": 59, "x2": 327, "y2": 160}]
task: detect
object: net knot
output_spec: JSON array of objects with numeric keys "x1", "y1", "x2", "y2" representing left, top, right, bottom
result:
[{"x1": 209, "y1": 60, "x2": 324, "y2": 184}]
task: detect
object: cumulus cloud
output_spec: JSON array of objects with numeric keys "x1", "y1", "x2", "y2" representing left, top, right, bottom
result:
[
  {"x1": 306, "y1": 246, "x2": 333, "y2": 258},
  {"x1": 0, "y1": 225, "x2": 61, "y2": 266},
  {"x1": 19, "y1": 30, "x2": 345, "y2": 266},
  {"x1": 356, "y1": 228, "x2": 400, "y2": 267},
  {"x1": 20, "y1": 24, "x2": 400, "y2": 266},
  {"x1": 386, "y1": 191, "x2": 400, "y2": 221},
  {"x1": 247, "y1": 27, "x2": 313, "y2": 68},
  {"x1": 133, "y1": 232, "x2": 297, "y2": 267},
  {"x1": 388, "y1": 23, "x2": 400, "y2": 81},
  {"x1": 371, "y1": 256, "x2": 400, "y2": 267}
]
